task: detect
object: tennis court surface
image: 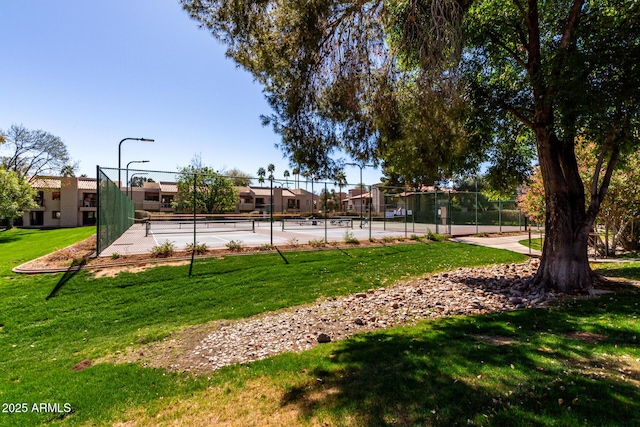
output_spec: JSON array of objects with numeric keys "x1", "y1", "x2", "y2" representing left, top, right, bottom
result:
[{"x1": 98, "y1": 217, "x2": 524, "y2": 257}]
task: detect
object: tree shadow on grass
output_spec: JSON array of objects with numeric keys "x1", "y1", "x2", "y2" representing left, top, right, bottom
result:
[
  {"x1": 281, "y1": 293, "x2": 640, "y2": 426},
  {"x1": 46, "y1": 266, "x2": 84, "y2": 300}
]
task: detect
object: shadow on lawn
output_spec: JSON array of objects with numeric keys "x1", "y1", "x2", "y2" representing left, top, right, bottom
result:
[
  {"x1": 46, "y1": 266, "x2": 84, "y2": 300},
  {"x1": 281, "y1": 289, "x2": 640, "y2": 426}
]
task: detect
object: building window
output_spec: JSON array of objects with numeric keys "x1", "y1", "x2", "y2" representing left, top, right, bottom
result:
[
  {"x1": 52, "y1": 211, "x2": 61, "y2": 219},
  {"x1": 34, "y1": 191, "x2": 44, "y2": 207},
  {"x1": 82, "y1": 193, "x2": 96, "y2": 207},
  {"x1": 52, "y1": 192, "x2": 61, "y2": 200},
  {"x1": 255, "y1": 198, "x2": 264, "y2": 205}
]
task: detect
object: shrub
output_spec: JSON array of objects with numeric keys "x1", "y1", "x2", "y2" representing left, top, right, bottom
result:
[
  {"x1": 410, "y1": 234, "x2": 423, "y2": 241},
  {"x1": 186, "y1": 242, "x2": 208, "y2": 255},
  {"x1": 381, "y1": 236, "x2": 395, "y2": 243},
  {"x1": 286, "y1": 237, "x2": 299, "y2": 247},
  {"x1": 308, "y1": 239, "x2": 327, "y2": 248},
  {"x1": 258, "y1": 244, "x2": 275, "y2": 251},
  {"x1": 150, "y1": 240, "x2": 175, "y2": 257},
  {"x1": 110, "y1": 253, "x2": 121, "y2": 260},
  {"x1": 426, "y1": 230, "x2": 446, "y2": 242},
  {"x1": 343, "y1": 230, "x2": 360, "y2": 244},
  {"x1": 226, "y1": 240, "x2": 244, "y2": 252}
]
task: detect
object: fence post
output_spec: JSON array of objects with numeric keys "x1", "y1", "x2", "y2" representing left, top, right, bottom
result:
[
  {"x1": 324, "y1": 181, "x2": 328, "y2": 243},
  {"x1": 189, "y1": 172, "x2": 196, "y2": 277},
  {"x1": 96, "y1": 165, "x2": 101, "y2": 255},
  {"x1": 404, "y1": 190, "x2": 408, "y2": 238},
  {"x1": 448, "y1": 191, "x2": 452, "y2": 236},
  {"x1": 435, "y1": 190, "x2": 439, "y2": 235},
  {"x1": 475, "y1": 179, "x2": 479, "y2": 235},
  {"x1": 499, "y1": 198, "x2": 502, "y2": 232},
  {"x1": 270, "y1": 178, "x2": 273, "y2": 246},
  {"x1": 369, "y1": 185, "x2": 372, "y2": 241}
]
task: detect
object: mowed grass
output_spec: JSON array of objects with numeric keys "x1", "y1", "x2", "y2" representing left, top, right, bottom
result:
[
  {"x1": 1, "y1": 229, "x2": 638, "y2": 426},
  {"x1": 518, "y1": 237, "x2": 544, "y2": 251},
  {"x1": 0, "y1": 227, "x2": 525, "y2": 426}
]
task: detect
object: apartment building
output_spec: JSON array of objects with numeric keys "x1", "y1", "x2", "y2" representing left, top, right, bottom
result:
[
  {"x1": 23, "y1": 176, "x2": 97, "y2": 227},
  {"x1": 21, "y1": 176, "x2": 319, "y2": 228}
]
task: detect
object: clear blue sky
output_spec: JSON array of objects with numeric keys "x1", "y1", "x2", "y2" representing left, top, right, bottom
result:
[{"x1": 0, "y1": 0, "x2": 381, "y2": 186}]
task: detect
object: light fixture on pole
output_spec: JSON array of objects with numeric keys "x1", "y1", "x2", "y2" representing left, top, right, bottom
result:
[
  {"x1": 126, "y1": 160, "x2": 150, "y2": 198},
  {"x1": 345, "y1": 162, "x2": 373, "y2": 219},
  {"x1": 118, "y1": 137, "x2": 154, "y2": 190}
]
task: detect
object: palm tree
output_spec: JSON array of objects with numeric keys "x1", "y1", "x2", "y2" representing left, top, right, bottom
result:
[
  {"x1": 257, "y1": 167, "x2": 266, "y2": 184},
  {"x1": 267, "y1": 163, "x2": 275, "y2": 181},
  {"x1": 292, "y1": 167, "x2": 300, "y2": 188},
  {"x1": 302, "y1": 170, "x2": 311, "y2": 190},
  {"x1": 334, "y1": 171, "x2": 347, "y2": 213},
  {"x1": 283, "y1": 169, "x2": 290, "y2": 187}
]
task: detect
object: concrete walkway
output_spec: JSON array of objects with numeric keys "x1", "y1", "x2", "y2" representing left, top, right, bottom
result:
[{"x1": 452, "y1": 234, "x2": 541, "y2": 257}]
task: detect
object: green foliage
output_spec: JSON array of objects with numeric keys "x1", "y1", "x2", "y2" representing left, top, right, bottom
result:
[
  {"x1": 173, "y1": 161, "x2": 238, "y2": 214},
  {"x1": 343, "y1": 230, "x2": 359, "y2": 244},
  {"x1": 110, "y1": 253, "x2": 121, "y2": 260},
  {"x1": 225, "y1": 240, "x2": 244, "y2": 252},
  {"x1": 185, "y1": 242, "x2": 208, "y2": 255},
  {"x1": 286, "y1": 237, "x2": 299, "y2": 247},
  {"x1": 426, "y1": 229, "x2": 446, "y2": 242},
  {"x1": 308, "y1": 239, "x2": 327, "y2": 248},
  {"x1": 258, "y1": 243, "x2": 275, "y2": 251},
  {"x1": 150, "y1": 240, "x2": 175, "y2": 257},
  {"x1": 0, "y1": 167, "x2": 37, "y2": 227}
]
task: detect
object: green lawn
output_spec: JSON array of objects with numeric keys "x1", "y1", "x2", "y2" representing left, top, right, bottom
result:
[
  {"x1": 518, "y1": 236, "x2": 544, "y2": 251},
  {"x1": 1, "y1": 228, "x2": 638, "y2": 426}
]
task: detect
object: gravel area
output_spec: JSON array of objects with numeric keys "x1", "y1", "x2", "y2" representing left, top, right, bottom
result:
[{"x1": 107, "y1": 258, "x2": 569, "y2": 374}]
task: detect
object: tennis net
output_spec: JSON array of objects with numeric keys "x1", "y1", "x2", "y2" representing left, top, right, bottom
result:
[
  {"x1": 281, "y1": 217, "x2": 353, "y2": 231},
  {"x1": 145, "y1": 218, "x2": 255, "y2": 236}
]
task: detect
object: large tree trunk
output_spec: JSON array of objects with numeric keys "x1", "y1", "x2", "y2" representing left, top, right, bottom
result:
[
  {"x1": 532, "y1": 196, "x2": 595, "y2": 294},
  {"x1": 531, "y1": 120, "x2": 596, "y2": 294}
]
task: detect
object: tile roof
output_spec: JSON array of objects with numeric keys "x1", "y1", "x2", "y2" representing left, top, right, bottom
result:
[{"x1": 30, "y1": 177, "x2": 61, "y2": 189}]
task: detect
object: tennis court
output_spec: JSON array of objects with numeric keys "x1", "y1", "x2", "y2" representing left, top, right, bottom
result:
[{"x1": 98, "y1": 216, "x2": 524, "y2": 257}]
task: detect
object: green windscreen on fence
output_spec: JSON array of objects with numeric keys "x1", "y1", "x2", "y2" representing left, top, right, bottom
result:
[{"x1": 97, "y1": 167, "x2": 134, "y2": 255}]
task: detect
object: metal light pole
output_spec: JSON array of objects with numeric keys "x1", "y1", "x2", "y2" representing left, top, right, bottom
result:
[
  {"x1": 346, "y1": 162, "x2": 373, "y2": 219},
  {"x1": 126, "y1": 160, "x2": 149, "y2": 198},
  {"x1": 118, "y1": 137, "x2": 154, "y2": 190}
]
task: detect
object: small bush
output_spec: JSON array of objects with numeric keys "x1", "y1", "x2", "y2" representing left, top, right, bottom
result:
[
  {"x1": 308, "y1": 239, "x2": 327, "y2": 248},
  {"x1": 186, "y1": 242, "x2": 208, "y2": 255},
  {"x1": 226, "y1": 240, "x2": 244, "y2": 252},
  {"x1": 286, "y1": 237, "x2": 299, "y2": 247},
  {"x1": 150, "y1": 240, "x2": 175, "y2": 257},
  {"x1": 410, "y1": 234, "x2": 423, "y2": 241},
  {"x1": 110, "y1": 253, "x2": 121, "y2": 260},
  {"x1": 343, "y1": 230, "x2": 360, "y2": 244},
  {"x1": 258, "y1": 244, "x2": 275, "y2": 251},
  {"x1": 473, "y1": 232, "x2": 490, "y2": 237},
  {"x1": 426, "y1": 230, "x2": 446, "y2": 242},
  {"x1": 381, "y1": 236, "x2": 395, "y2": 243}
]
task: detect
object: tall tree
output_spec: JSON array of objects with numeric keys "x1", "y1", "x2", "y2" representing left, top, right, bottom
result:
[
  {"x1": 182, "y1": 0, "x2": 640, "y2": 292},
  {"x1": 224, "y1": 167, "x2": 253, "y2": 186},
  {"x1": 257, "y1": 167, "x2": 266, "y2": 184},
  {"x1": 267, "y1": 163, "x2": 275, "y2": 180},
  {"x1": 1, "y1": 124, "x2": 76, "y2": 181},
  {"x1": 283, "y1": 169, "x2": 290, "y2": 187},
  {"x1": 0, "y1": 167, "x2": 37, "y2": 229},
  {"x1": 174, "y1": 164, "x2": 238, "y2": 214}
]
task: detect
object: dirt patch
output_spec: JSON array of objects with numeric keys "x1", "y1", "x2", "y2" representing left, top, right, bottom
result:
[
  {"x1": 565, "y1": 332, "x2": 608, "y2": 343},
  {"x1": 473, "y1": 335, "x2": 513, "y2": 346},
  {"x1": 71, "y1": 358, "x2": 92, "y2": 371},
  {"x1": 15, "y1": 234, "x2": 420, "y2": 274},
  {"x1": 91, "y1": 260, "x2": 190, "y2": 278}
]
